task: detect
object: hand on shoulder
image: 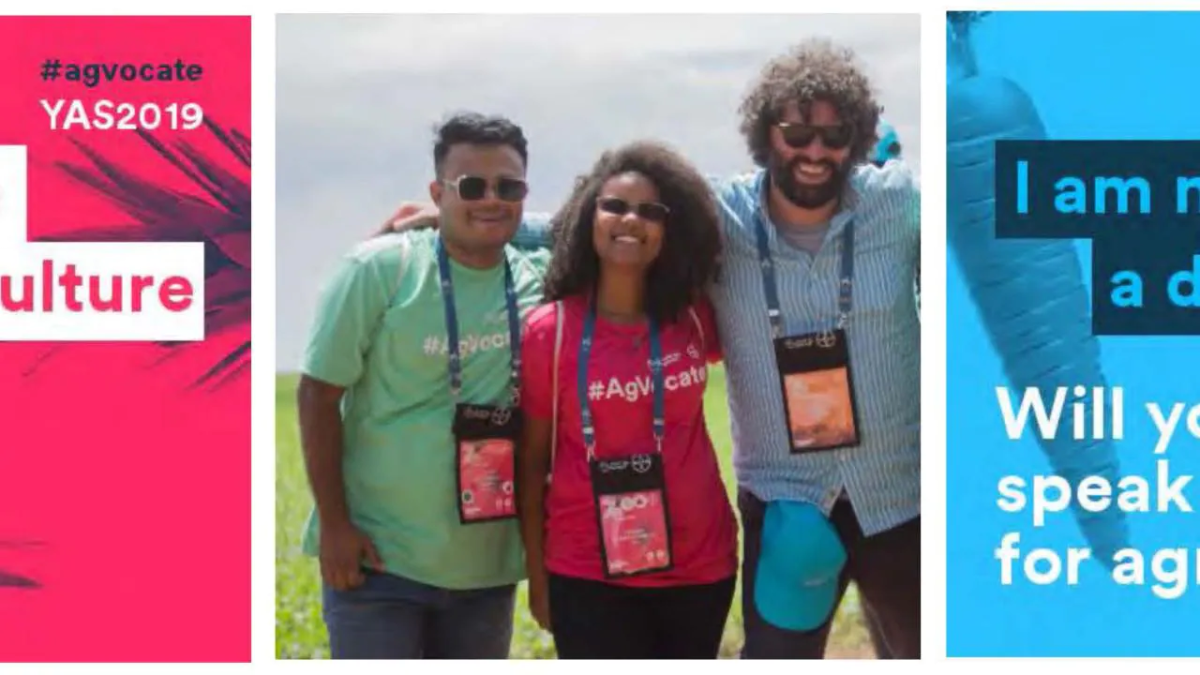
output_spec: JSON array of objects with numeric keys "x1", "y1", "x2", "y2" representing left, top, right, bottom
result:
[
  {"x1": 857, "y1": 157, "x2": 919, "y2": 193},
  {"x1": 370, "y1": 202, "x2": 441, "y2": 239},
  {"x1": 852, "y1": 158, "x2": 920, "y2": 217}
]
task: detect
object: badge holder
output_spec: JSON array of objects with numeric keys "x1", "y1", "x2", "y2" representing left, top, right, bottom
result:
[
  {"x1": 578, "y1": 304, "x2": 674, "y2": 579},
  {"x1": 436, "y1": 238, "x2": 524, "y2": 525},
  {"x1": 588, "y1": 443, "x2": 674, "y2": 580},
  {"x1": 773, "y1": 320, "x2": 861, "y2": 454},
  {"x1": 453, "y1": 402, "x2": 522, "y2": 524}
]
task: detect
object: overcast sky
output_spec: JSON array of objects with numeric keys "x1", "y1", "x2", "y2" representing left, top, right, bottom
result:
[{"x1": 275, "y1": 13, "x2": 921, "y2": 371}]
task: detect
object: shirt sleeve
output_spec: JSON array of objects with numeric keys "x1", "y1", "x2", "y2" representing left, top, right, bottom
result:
[
  {"x1": 511, "y1": 212, "x2": 555, "y2": 252},
  {"x1": 300, "y1": 251, "x2": 392, "y2": 388},
  {"x1": 894, "y1": 159, "x2": 921, "y2": 247},
  {"x1": 905, "y1": 164, "x2": 921, "y2": 295},
  {"x1": 909, "y1": 167, "x2": 921, "y2": 245},
  {"x1": 520, "y1": 303, "x2": 558, "y2": 421}
]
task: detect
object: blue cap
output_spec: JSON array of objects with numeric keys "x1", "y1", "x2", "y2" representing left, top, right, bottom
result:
[
  {"x1": 872, "y1": 120, "x2": 901, "y2": 165},
  {"x1": 754, "y1": 500, "x2": 847, "y2": 631}
]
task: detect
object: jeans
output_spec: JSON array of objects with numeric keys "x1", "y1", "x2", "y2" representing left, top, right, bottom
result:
[
  {"x1": 738, "y1": 488, "x2": 921, "y2": 659},
  {"x1": 547, "y1": 572, "x2": 736, "y2": 659},
  {"x1": 322, "y1": 568, "x2": 517, "y2": 659}
]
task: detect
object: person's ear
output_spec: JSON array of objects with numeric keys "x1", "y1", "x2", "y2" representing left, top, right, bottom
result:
[{"x1": 429, "y1": 180, "x2": 444, "y2": 206}]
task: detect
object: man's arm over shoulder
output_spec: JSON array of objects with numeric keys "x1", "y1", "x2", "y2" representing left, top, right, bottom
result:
[
  {"x1": 372, "y1": 201, "x2": 555, "y2": 254},
  {"x1": 512, "y1": 212, "x2": 555, "y2": 252},
  {"x1": 706, "y1": 171, "x2": 762, "y2": 239},
  {"x1": 862, "y1": 159, "x2": 920, "y2": 238}
]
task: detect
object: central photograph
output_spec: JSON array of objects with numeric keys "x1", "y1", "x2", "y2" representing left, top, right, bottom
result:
[{"x1": 273, "y1": 12, "x2": 922, "y2": 660}]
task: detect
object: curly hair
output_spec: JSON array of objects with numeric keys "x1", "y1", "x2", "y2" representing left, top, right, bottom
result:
[
  {"x1": 541, "y1": 140, "x2": 722, "y2": 326},
  {"x1": 738, "y1": 38, "x2": 882, "y2": 167}
]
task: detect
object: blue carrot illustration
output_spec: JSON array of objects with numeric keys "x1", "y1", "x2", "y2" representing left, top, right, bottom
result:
[{"x1": 946, "y1": 12, "x2": 1128, "y2": 566}]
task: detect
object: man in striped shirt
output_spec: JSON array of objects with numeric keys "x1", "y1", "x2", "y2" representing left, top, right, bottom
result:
[
  {"x1": 379, "y1": 38, "x2": 919, "y2": 660},
  {"x1": 713, "y1": 39, "x2": 920, "y2": 659}
]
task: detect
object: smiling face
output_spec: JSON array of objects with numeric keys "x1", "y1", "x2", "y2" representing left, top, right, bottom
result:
[
  {"x1": 767, "y1": 99, "x2": 854, "y2": 209},
  {"x1": 430, "y1": 142, "x2": 527, "y2": 258},
  {"x1": 591, "y1": 171, "x2": 667, "y2": 271}
]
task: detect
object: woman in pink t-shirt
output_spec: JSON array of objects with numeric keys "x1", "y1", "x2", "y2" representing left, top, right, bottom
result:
[{"x1": 518, "y1": 140, "x2": 738, "y2": 659}]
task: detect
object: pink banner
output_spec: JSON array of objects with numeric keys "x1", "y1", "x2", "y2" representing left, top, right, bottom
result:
[{"x1": 0, "y1": 16, "x2": 250, "y2": 662}]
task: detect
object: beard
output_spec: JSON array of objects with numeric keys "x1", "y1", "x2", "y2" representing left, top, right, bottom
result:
[{"x1": 768, "y1": 151, "x2": 850, "y2": 209}]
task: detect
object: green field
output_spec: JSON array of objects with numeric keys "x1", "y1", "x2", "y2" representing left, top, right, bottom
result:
[{"x1": 275, "y1": 368, "x2": 874, "y2": 659}]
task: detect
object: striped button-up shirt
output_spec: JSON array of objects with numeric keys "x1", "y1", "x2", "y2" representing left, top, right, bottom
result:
[
  {"x1": 515, "y1": 161, "x2": 920, "y2": 536},
  {"x1": 709, "y1": 163, "x2": 920, "y2": 536}
]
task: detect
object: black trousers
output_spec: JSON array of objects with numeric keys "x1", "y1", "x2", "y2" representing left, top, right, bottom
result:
[
  {"x1": 738, "y1": 489, "x2": 921, "y2": 659},
  {"x1": 548, "y1": 572, "x2": 736, "y2": 659}
]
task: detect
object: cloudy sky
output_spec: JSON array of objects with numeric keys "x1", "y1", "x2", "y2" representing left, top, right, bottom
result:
[{"x1": 275, "y1": 13, "x2": 921, "y2": 371}]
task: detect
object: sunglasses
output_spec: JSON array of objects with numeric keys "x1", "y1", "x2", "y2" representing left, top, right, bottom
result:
[
  {"x1": 596, "y1": 196, "x2": 670, "y2": 223},
  {"x1": 776, "y1": 123, "x2": 854, "y2": 150},
  {"x1": 443, "y1": 175, "x2": 529, "y2": 202}
]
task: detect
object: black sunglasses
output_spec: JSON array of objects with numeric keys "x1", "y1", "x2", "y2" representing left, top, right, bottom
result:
[
  {"x1": 776, "y1": 122, "x2": 854, "y2": 150},
  {"x1": 443, "y1": 175, "x2": 529, "y2": 202},
  {"x1": 596, "y1": 196, "x2": 670, "y2": 223}
]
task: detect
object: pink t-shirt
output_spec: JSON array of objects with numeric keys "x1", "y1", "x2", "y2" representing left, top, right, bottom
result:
[{"x1": 520, "y1": 294, "x2": 739, "y2": 587}]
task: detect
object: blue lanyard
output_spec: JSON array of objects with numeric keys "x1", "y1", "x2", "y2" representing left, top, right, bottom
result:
[
  {"x1": 577, "y1": 301, "x2": 665, "y2": 461},
  {"x1": 753, "y1": 214, "x2": 855, "y2": 339},
  {"x1": 435, "y1": 237, "x2": 522, "y2": 407}
]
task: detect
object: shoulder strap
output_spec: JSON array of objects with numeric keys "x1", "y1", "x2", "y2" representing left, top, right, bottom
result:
[
  {"x1": 549, "y1": 300, "x2": 563, "y2": 478},
  {"x1": 388, "y1": 234, "x2": 413, "y2": 303},
  {"x1": 688, "y1": 306, "x2": 705, "y2": 353}
]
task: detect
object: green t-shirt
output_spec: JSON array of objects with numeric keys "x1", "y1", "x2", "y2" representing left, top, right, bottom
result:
[{"x1": 299, "y1": 229, "x2": 550, "y2": 590}]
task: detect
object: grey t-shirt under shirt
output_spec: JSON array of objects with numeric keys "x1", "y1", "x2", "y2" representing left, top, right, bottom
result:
[
  {"x1": 777, "y1": 221, "x2": 830, "y2": 255},
  {"x1": 775, "y1": 221, "x2": 848, "y2": 502}
]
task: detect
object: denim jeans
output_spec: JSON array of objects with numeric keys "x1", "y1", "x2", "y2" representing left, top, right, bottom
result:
[{"x1": 322, "y1": 569, "x2": 517, "y2": 659}]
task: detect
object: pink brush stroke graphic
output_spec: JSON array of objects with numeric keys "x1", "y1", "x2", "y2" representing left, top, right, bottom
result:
[
  {"x1": 29, "y1": 119, "x2": 251, "y2": 390},
  {"x1": 0, "y1": 16, "x2": 250, "y2": 662}
]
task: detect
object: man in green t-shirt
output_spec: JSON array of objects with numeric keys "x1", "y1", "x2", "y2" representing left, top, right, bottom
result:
[{"x1": 297, "y1": 112, "x2": 549, "y2": 659}]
